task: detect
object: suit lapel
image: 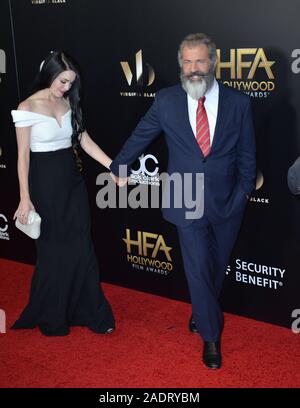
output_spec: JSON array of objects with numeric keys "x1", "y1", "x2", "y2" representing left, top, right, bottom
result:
[{"x1": 210, "y1": 82, "x2": 230, "y2": 153}]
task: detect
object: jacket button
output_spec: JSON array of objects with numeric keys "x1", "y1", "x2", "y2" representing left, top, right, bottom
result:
[{"x1": 202, "y1": 158, "x2": 207, "y2": 163}]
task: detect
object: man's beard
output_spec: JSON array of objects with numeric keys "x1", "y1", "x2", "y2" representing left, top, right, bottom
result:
[{"x1": 180, "y1": 70, "x2": 215, "y2": 100}]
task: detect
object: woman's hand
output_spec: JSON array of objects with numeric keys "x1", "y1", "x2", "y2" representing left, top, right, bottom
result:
[
  {"x1": 110, "y1": 172, "x2": 128, "y2": 187},
  {"x1": 13, "y1": 198, "x2": 35, "y2": 225}
]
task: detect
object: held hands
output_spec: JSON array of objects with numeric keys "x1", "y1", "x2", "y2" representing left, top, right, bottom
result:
[
  {"x1": 110, "y1": 172, "x2": 128, "y2": 187},
  {"x1": 13, "y1": 198, "x2": 35, "y2": 225}
]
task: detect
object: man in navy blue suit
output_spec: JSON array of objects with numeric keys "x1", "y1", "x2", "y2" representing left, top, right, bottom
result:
[{"x1": 110, "y1": 33, "x2": 256, "y2": 369}]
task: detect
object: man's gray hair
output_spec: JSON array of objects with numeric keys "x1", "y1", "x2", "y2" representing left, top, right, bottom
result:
[{"x1": 178, "y1": 33, "x2": 217, "y2": 67}]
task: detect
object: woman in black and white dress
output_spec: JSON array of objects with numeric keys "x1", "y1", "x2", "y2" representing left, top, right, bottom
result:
[{"x1": 11, "y1": 51, "x2": 115, "y2": 336}]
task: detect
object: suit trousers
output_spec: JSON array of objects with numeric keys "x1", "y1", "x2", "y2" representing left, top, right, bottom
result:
[{"x1": 176, "y1": 213, "x2": 244, "y2": 341}]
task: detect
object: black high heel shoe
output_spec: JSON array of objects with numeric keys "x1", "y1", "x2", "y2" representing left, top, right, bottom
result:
[
  {"x1": 189, "y1": 315, "x2": 198, "y2": 333},
  {"x1": 104, "y1": 327, "x2": 115, "y2": 334}
]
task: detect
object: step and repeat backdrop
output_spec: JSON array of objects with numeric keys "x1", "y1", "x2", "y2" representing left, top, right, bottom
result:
[{"x1": 1, "y1": 0, "x2": 300, "y2": 328}]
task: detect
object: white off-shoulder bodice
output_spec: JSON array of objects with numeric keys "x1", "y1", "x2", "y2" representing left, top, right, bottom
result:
[{"x1": 11, "y1": 109, "x2": 73, "y2": 152}]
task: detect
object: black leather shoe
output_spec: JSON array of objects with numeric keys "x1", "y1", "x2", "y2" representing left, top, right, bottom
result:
[
  {"x1": 202, "y1": 341, "x2": 222, "y2": 369},
  {"x1": 189, "y1": 315, "x2": 198, "y2": 333}
]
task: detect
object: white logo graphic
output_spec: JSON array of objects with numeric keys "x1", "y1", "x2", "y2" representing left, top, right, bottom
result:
[
  {"x1": 31, "y1": 0, "x2": 67, "y2": 5},
  {"x1": 0, "y1": 214, "x2": 8, "y2": 232},
  {"x1": 130, "y1": 154, "x2": 160, "y2": 186},
  {"x1": 227, "y1": 259, "x2": 285, "y2": 290},
  {"x1": 0, "y1": 214, "x2": 10, "y2": 241}
]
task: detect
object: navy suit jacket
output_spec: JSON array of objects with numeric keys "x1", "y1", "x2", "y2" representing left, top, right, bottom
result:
[{"x1": 110, "y1": 82, "x2": 256, "y2": 226}]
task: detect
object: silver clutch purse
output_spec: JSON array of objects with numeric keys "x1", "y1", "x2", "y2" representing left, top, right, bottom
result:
[{"x1": 15, "y1": 210, "x2": 41, "y2": 239}]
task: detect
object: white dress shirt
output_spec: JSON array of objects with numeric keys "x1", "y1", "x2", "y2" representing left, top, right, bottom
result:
[{"x1": 187, "y1": 78, "x2": 219, "y2": 145}]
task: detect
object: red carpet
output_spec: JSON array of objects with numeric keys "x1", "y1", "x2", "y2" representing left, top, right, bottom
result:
[{"x1": 0, "y1": 258, "x2": 299, "y2": 388}]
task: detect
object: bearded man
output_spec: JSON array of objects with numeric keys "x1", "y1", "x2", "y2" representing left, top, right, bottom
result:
[{"x1": 110, "y1": 33, "x2": 256, "y2": 369}]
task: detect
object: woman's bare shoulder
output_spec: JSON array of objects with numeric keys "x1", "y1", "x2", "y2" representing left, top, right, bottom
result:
[
  {"x1": 17, "y1": 99, "x2": 32, "y2": 111},
  {"x1": 17, "y1": 91, "x2": 46, "y2": 112}
]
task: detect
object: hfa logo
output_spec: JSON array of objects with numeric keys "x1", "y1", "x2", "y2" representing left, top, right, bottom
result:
[
  {"x1": 123, "y1": 228, "x2": 173, "y2": 276},
  {"x1": 123, "y1": 228, "x2": 173, "y2": 275},
  {"x1": 123, "y1": 229, "x2": 172, "y2": 260},
  {"x1": 0, "y1": 49, "x2": 6, "y2": 84},
  {"x1": 216, "y1": 48, "x2": 275, "y2": 98}
]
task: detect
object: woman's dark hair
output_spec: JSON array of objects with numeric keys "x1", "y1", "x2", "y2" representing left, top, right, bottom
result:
[{"x1": 32, "y1": 50, "x2": 85, "y2": 151}]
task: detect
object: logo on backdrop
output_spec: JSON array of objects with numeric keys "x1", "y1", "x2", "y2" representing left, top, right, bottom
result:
[
  {"x1": 226, "y1": 258, "x2": 285, "y2": 290},
  {"x1": 123, "y1": 228, "x2": 173, "y2": 276},
  {"x1": 31, "y1": 0, "x2": 67, "y2": 5},
  {"x1": 130, "y1": 154, "x2": 160, "y2": 186},
  {"x1": 0, "y1": 49, "x2": 6, "y2": 84},
  {"x1": 291, "y1": 49, "x2": 300, "y2": 73},
  {"x1": 216, "y1": 48, "x2": 275, "y2": 98},
  {"x1": 249, "y1": 169, "x2": 270, "y2": 205},
  {"x1": 0, "y1": 147, "x2": 7, "y2": 170},
  {"x1": 0, "y1": 214, "x2": 10, "y2": 241},
  {"x1": 120, "y1": 49, "x2": 155, "y2": 98}
]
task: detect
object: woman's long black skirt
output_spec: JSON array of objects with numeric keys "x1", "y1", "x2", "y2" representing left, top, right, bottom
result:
[{"x1": 12, "y1": 147, "x2": 115, "y2": 336}]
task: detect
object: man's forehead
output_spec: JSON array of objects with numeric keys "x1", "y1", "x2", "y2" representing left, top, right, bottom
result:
[{"x1": 182, "y1": 44, "x2": 209, "y2": 56}]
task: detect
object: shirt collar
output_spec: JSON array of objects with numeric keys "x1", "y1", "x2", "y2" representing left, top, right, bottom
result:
[
  {"x1": 187, "y1": 78, "x2": 218, "y2": 106},
  {"x1": 205, "y1": 78, "x2": 218, "y2": 100}
]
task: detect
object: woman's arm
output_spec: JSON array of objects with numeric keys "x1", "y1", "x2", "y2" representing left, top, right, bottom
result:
[
  {"x1": 79, "y1": 131, "x2": 112, "y2": 169},
  {"x1": 13, "y1": 103, "x2": 35, "y2": 223}
]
